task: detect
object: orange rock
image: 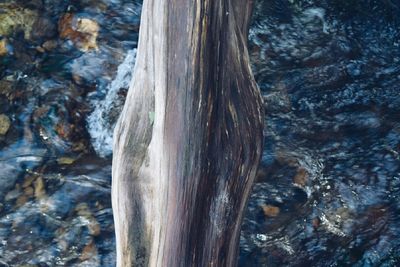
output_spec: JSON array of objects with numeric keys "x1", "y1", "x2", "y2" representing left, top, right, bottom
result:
[{"x1": 262, "y1": 205, "x2": 280, "y2": 217}]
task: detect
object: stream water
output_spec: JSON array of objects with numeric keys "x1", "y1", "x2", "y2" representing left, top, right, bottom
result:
[{"x1": 0, "y1": 0, "x2": 399, "y2": 266}]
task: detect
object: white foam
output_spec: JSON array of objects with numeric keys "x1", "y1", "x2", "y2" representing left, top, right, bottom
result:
[{"x1": 87, "y1": 49, "x2": 137, "y2": 157}]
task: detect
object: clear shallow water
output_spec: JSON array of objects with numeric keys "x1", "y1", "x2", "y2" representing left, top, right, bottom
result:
[
  {"x1": 0, "y1": 0, "x2": 399, "y2": 266},
  {"x1": 241, "y1": 1, "x2": 400, "y2": 266}
]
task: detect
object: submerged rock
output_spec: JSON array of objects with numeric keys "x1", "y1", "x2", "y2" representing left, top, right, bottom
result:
[
  {"x1": 262, "y1": 205, "x2": 280, "y2": 217},
  {"x1": 58, "y1": 13, "x2": 100, "y2": 52},
  {"x1": 30, "y1": 17, "x2": 57, "y2": 41},
  {"x1": 0, "y1": 3, "x2": 39, "y2": 40},
  {"x1": 41, "y1": 40, "x2": 58, "y2": 51},
  {"x1": 0, "y1": 114, "x2": 11, "y2": 135},
  {"x1": 293, "y1": 168, "x2": 308, "y2": 187},
  {"x1": 0, "y1": 38, "x2": 8, "y2": 56}
]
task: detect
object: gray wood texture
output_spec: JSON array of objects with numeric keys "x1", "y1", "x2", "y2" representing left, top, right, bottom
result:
[{"x1": 112, "y1": 0, "x2": 263, "y2": 266}]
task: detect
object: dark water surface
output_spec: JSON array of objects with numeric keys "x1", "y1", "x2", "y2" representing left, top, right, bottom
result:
[{"x1": 0, "y1": 0, "x2": 399, "y2": 266}]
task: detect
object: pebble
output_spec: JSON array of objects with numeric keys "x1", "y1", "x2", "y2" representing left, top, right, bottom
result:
[
  {"x1": 42, "y1": 40, "x2": 58, "y2": 51},
  {"x1": 79, "y1": 240, "x2": 97, "y2": 261},
  {"x1": 0, "y1": 114, "x2": 11, "y2": 135},
  {"x1": 312, "y1": 217, "x2": 321, "y2": 229},
  {"x1": 57, "y1": 157, "x2": 76, "y2": 165},
  {"x1": 0, "y1": 38, "x2": 8, "y2": 56},
  {"x1": 293, "y1": 168, "x2": 308, "y2": 186},
  {"x1": 75, "y1": 203, "x2": 101, "y2": 236},
  {"x1": 262, "y1": 205, "x2": 280, "y2": 217}
]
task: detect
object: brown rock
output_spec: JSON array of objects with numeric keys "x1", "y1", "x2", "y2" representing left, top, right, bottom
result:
[
  {"x1": 0, "y1": 39, "x2": 8, "y2": 56},
  {"x1": 88, "y1": 219, "x2": 101, "y2": 236},
  {"x1": 58, "y1": 13, "x2": 99, "y2": 52},
  {"x1": 262, "y1": 205, "x2": 280, "y2": 217},
  {"x1": 36, "y1": 45, "x2": 45, "y2": 53},
  {"x1": 55, "y1": 122, "x2": 73, "y2": 139},
  {"x1": 79, "y1": 240, "x2": 97, "y2": 261},
  {"x1": 312, "y1": 217, "x2": 321, "y2": 229},
  {"x1": 0, "y1": 80, "x2": 13, "y2": 97},
  {"x1": 42, "y1": 40, "x2": 58, "y2": 51},
  {"x1": 22, "y1": 175, "x2": 37, "y2": 188},
  {"x1": 75, "y1": 203, "x2": 101, "y2": 236},
  {"x1": 294, "y1": 168, "x2": 308, "y2": 186},
  {"x1": 16, "y1": 195, "x2": 28, "y2": 207},
  {"x1": 34, "y1": 176, "x2": 46, "y2": 199},
  {"x1": 24, "y1": 186, "x2": 34, "y2": 197}
]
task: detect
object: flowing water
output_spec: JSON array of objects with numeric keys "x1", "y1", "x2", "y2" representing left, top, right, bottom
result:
[{"x1": 0, "y1": 0, "x2": 399, "y2": 266}]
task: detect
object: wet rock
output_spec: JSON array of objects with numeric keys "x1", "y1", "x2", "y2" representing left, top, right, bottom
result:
[
  {"x1": 35, "y1": 45, "x2": 45, "y2": 53},
  {"x1": 0, "y1": 80, "x2": 13, "y2": 95},
  {"x1": 23, "y1": 186, "x2": 34, "y2": 197},
  {"x1": 0, "y1": 38, "x2": 8, "y2": 56},
  {"x1": 41, "y1": 40, "x2": 58, "y2": 51},
  {"x1": 58, "y1": 13, "x2": 100, "y2": 51},
  {"x1": 262, "y1": 205, "x2": 280, "y2": 217},
  {"x1": 0, "y1": 161, "x2": 24, "y2": 200},
  {"x1": 75, "y1": 203, "x2": 101, "y2": 236},
  {"x1": 79, "y1": 240, "x2": 97, "y2": 261},
  {"x1": 5, "y1": 186, "x2": 22, "y2": 202},
  {"x1": 22, "y1": 175, "x2": 37, "y2": 188},
  {"x1": 293, "y1": 168, "x2": 308, "y2": 186},
  {"x1": 57, "y1": 157, "x2": 76, "y2": 165},
  {"x1": 312, "y1": 217, "x2": 321, "y2": 229},
  {"x1": 0, "y1": 114, "x2": 11, "y2": 135},
  {"x1": 31, "y1": 17, "x2": 56, "y2": 41},
  {"x1": 0, "y1": 95, "x2": 9, "y2": 114},
  {"x1": 0, "y1": 3, "x2": 39, "y2": 40},
  {"x1": 33, "y1": 176, "x2": 46, "y2": 199},
  {"x1": 15, "y1": 194, "x2": 28, "y2": 207},
  {"x1": 32, "y1": 99, "x2": 90, "y2": 153}
]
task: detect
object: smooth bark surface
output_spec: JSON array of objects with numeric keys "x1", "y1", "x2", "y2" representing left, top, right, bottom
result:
[{"x1": 112, "y1": 0, "x2": 263, "y2": 266}]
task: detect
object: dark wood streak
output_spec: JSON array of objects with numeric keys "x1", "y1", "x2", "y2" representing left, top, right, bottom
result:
[{"x1": 112, "y1": 0, "x2": 263, "y2": 266}]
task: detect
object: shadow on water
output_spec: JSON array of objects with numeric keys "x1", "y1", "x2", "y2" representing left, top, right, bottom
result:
[{"x1": 0, "y1": 0, "x2": 399, "y2": 266}]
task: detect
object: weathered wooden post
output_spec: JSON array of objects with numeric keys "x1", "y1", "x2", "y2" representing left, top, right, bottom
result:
[{"x1": 112, "y1": 0, "x2": 263, "y2": 266}]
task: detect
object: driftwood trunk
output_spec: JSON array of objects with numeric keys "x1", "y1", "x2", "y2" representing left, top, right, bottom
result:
[{"x1": 112, "y1": 0, "x2": 263, "y2": 266}]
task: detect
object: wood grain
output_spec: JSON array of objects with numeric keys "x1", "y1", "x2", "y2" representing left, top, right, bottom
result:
[{"x1": 112, "y1": 0, "x2": 263, "y2": 266}]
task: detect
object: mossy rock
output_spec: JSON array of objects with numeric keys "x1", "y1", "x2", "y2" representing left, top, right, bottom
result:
[
  {"x1": 0, "y1": 3, "x2": 39, "y2": 39},
  {"x1": 0, "y1": 113, "x2": 11, "y2": 135}
]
